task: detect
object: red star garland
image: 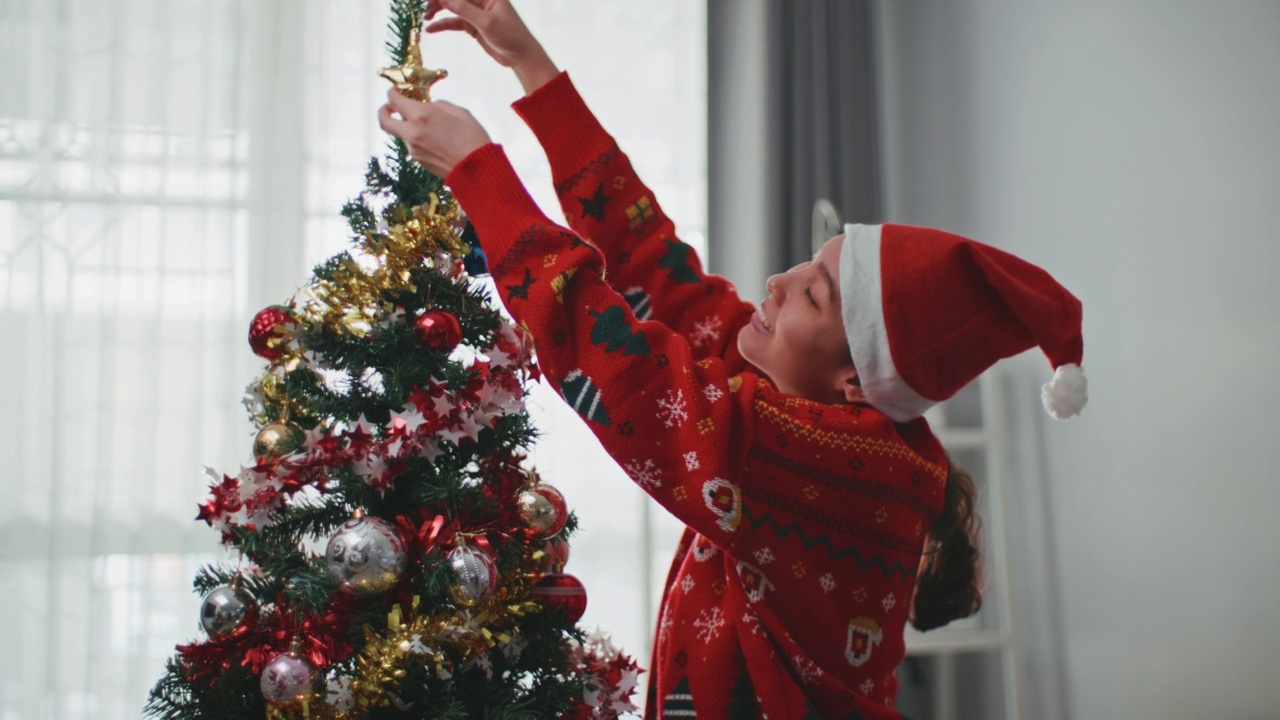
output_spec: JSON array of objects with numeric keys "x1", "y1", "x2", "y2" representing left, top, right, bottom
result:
[
  {"x1": 562, "y1": 632, "x2": 643, "y2": 719},
  {"x1": 198, "y1": 360, "x2": 535, "y2": 538},
  {"x1": 487, "y1": 321, "x2": 539, "y2": 379},
  {"x1": 407, "y1": 383, "x2": 442, "y2": 412}
]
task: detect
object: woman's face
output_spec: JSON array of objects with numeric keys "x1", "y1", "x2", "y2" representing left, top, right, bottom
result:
[{"x1": 736, "y1": 235, "x2": 861, "y2": 404}]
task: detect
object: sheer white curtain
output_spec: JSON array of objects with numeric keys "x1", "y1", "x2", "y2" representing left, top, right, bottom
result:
[
  {"x1": 1, "y1": 0, "x2": 258, "y2": 717},
  {"x1": 0, "y1": 0, "x2": 704, "y2": 717}
]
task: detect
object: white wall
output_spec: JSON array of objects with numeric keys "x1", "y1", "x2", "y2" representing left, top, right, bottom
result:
[{"x1": 875, "y1": 2, "x2": 1280, "y2": 718}]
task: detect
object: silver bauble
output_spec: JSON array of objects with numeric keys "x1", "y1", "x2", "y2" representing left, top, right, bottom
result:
[
  {"x1": 259, "y1": 651, "x2": 320, "y2": 705},
  {"x1": 199, "y1": 583, "x2": 254, "y2": 638},
  {"x1": 446, "y1": 544, "x2": 499, "y2": 607},
  {"x1": 325, "y1": 515, "x2": 407, "y2": 596}
]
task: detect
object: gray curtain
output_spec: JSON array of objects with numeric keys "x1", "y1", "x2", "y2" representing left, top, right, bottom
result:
[
  {"x1": 711, "y1": 0, "x2": 880, "y2": 275},
  {"x1": 767, "y1": 0, "x2": 881, "y2": 266}
]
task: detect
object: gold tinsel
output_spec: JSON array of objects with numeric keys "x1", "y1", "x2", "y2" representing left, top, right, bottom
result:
[
  {"x1": 348, "y1": 593, "x2": 541, "y2": 711},
  {"x1": 249, "y1": 196, "x2": 467, "y2": 424},
  {"x1": 265, "y1": 699, "x2": 341, "y2": 720},
  {"x1": 297, "y1": 195, "x2": 465, "y2": 339}
]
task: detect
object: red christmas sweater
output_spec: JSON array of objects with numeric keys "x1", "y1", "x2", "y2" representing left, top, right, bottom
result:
[{"x1": 447, "y1": 72, "x2": 948, "y2": 720}]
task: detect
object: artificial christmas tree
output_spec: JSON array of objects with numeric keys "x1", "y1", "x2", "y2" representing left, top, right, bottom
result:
[{"x1": 145, "y1": 3, "x2": 638, "y2": 718}]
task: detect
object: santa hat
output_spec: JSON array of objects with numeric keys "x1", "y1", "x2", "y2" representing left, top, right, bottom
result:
[{"x1": 838, "y1": 223, "x2": 1086, "y2": 423}]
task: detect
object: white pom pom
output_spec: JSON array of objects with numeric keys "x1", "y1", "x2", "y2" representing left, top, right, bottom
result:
[{"x1": 1041, "y1": 364, "x2": 1087, "y2": 420}]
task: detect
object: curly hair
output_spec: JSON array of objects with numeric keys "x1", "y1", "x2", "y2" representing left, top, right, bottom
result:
[{"x1": 910, "y1": 459, "x2": 984, "y2": 631}]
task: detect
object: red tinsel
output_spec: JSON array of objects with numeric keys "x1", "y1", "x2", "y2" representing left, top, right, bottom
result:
[
  {"x1": 559, "y1": 702, "x2": 596, "y2": 720},
  {"x1": 176, "y1": 595, "x2": 357, "y2": 684},
  {"x1": 476, "y1": 455, "x2": 532, "y2": 527},
  {"x1": 393, "y1": 510, "x2": 458, "y2": 559}
]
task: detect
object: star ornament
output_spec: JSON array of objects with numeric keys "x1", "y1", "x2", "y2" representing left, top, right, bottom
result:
[{"x1": 379, "y1": 29, "x2": 447, "y2": 102}]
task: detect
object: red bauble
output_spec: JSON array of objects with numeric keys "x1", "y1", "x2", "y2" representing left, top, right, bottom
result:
[
  {"x1": 248, "y1": 305, "x2": 295, "y2": 360},
  {"x1": 538, "y1": 535, "x2": 571, "y2": 574},
  {"x1": 533, "y1": 572, "x2": 587, "y2": 623},
  {"x1": 415, "y1": 309, "x2": 462, "y2": 352},
  {"x1": 517, "y1": 483, "x2": 569, "y2": 538}
]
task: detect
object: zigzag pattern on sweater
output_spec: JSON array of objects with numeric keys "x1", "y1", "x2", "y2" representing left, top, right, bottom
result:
[
  {"x1": 490, "y1": 224, "x2": 551, "y2": 278},
  {"x1": 744, "y1": 483, "x2": 923, "y2": 555},
  {"x1": 741, "y1": 503, "x2": 918, "y2": 581},
  {"x1": 748, "y1": 444, "x2": 940, "y2": 519},
  {"x1": 754, "y1": 396, "x2": 947, "y2": 483},
  {"x1": 554, "y1": 145, "x2": 623, "y2": 195}
]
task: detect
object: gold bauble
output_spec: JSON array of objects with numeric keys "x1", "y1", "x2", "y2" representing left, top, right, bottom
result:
[{"x1": 253, "y1": 422, "x2": 305, "y2": 460}]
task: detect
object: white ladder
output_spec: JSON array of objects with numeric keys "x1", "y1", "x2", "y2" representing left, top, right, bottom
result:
[{"x1": 905, "y1": 371, "x2": 1020, "y2": 720}]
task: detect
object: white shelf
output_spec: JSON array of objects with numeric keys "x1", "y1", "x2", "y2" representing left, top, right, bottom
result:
[
  {"x1": 907, "y1": 372, "x2": 1021, "y2": 719},
  {"x1": 905, "y1": 627, "x2": 1010, "y2": 654},
  {"x1": 933, "y1": 428, "x2": 988, "y2": 450}
]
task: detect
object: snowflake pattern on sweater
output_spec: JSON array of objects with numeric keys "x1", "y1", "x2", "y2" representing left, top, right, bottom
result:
[{"x1": 448, "y1": 72, "x2": 949, "y2": 720}]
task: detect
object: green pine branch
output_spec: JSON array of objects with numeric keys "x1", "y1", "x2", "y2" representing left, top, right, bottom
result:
[{"x1": 384, "y1": 0, "x2": 430, "y2": 62}]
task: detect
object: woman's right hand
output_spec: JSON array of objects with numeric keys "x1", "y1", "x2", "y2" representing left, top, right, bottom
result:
[{"x1": 426, "y1": 0, "x2": 558, "y2": 94}]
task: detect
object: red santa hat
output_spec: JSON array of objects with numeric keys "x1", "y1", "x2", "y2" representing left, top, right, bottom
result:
[{"x1": 838, "y1": 223, "x2": 1086, "y2": 422}]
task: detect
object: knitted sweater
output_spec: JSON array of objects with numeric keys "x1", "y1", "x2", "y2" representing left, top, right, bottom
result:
[{"x1": 447, "y1": 72, "x2": 949, "y2": 720}]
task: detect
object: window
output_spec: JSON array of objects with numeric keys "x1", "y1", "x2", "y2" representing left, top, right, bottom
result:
[{"x1": 1, "y1": 1, "x2": 254, "y2": 716}]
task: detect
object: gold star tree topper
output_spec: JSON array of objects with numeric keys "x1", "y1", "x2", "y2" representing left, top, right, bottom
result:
[{"x1": 379, "y1": 28, "x2": 447, "y2": 102}]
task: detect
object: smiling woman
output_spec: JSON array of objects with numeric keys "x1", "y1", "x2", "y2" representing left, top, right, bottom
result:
[
  {"x1": 737, "y1": 235, "x2": 861, "y2": 405},
  {"x1": 0, "y1": 0, "x2": 705, "y2": 717}
]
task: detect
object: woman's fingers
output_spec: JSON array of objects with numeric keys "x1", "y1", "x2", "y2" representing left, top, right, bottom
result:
[
  {"x1": 425, "y1": 17, "x2": 474, "y2": 36},
  {"x1": 376, "y1": 103, "x2": 408, "y2": 137},
  {"x1": 385, "y1": 88, "x2": 427, "y2": 120},
  {"x1": 424, "y1": 0, "x2": 481, "y2": 21},
  {"x1": 434, "y1": 0, "x2": 487, "y2": 28},
  {"x1": 375, "y1": 95, "x2": 489, "y2": 177}
]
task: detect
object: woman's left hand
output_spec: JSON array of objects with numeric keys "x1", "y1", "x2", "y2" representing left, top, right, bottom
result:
[{"x1": 378, "y1": 89, "x2": 492, "y2": 177}]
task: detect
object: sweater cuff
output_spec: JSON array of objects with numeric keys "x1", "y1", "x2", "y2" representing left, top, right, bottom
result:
[
  {"x1": 446, "y1": 143, "x2": 546, "y2": 269},
  {"x1": 511, "y1": 71, "x2": 612, "y2": 172}
]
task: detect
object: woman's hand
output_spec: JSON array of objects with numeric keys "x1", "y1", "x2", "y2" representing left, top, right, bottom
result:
[
  {"x1": 425, "y1": 0, "x2": 558, "y2": 95},
  {"x1": 378, "y1": 89, "x2": 491, "y2": 177}
]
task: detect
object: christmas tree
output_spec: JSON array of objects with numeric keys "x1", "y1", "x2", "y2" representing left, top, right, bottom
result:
[{"x1": 145, "y1": 2, "x2": 639, "y2": 718}]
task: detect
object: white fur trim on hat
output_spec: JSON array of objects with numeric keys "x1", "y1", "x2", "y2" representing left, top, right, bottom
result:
[
  {"x1": 839, "y1": 223, "x2": 934, "y2": 423},
  {"x1": 1041, "y1": 363, "x2": 1087, "y2": 420}
]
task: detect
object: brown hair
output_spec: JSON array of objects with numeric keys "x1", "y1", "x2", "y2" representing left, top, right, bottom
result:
[{"x1": 910, "y1": 458, "x2": 984, "y2": 632}]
